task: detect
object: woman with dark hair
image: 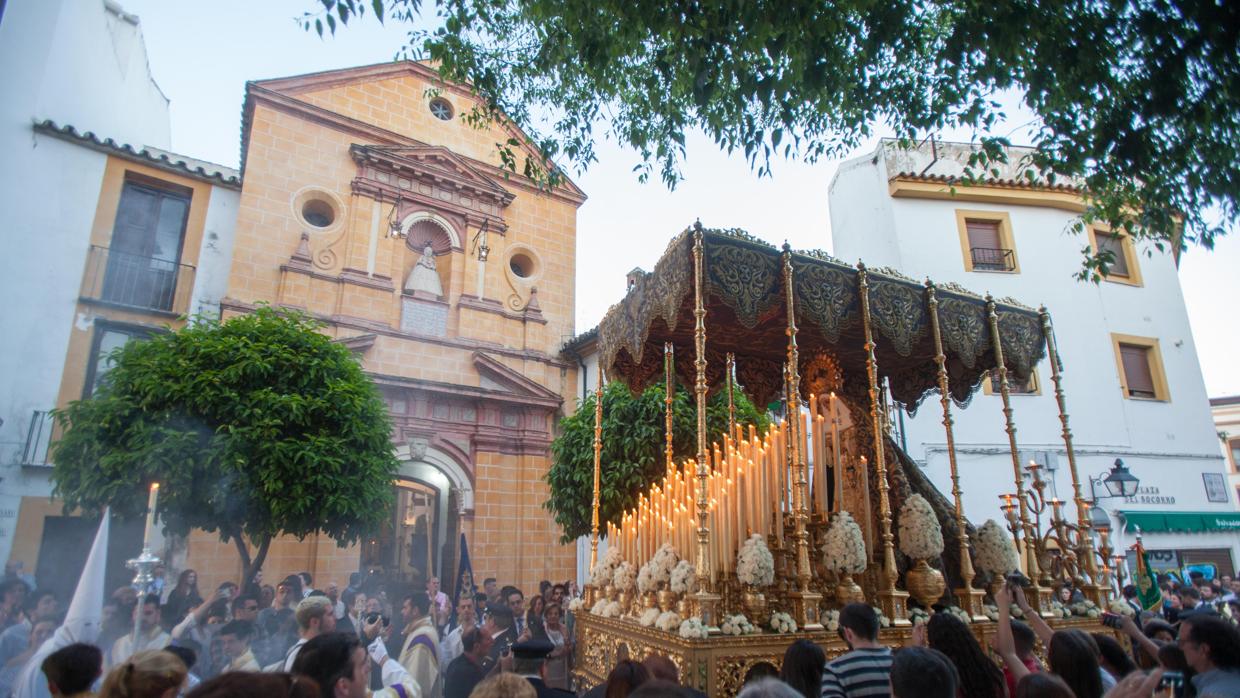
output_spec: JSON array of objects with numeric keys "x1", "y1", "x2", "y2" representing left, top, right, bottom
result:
[
  {"x1": 604, "y1": 659, "x2": 650, "y2": 698},
  {"x1": 1014, "y1": 673, "x2": 1076, "y2": 698},
  {"x1": 925, "y1": 613, "x2": 1006, "y2": 698},
  {"x1": 1091, "y1": 632, "x2": 1137, "y2": 680},
  {"x1": 525, "y1": 595, "x2": 547, "y2": 640},
  {"x1": 185, "y1": 672, "x2": 320, "y2": 698},
  {"x1": 778, "y1": 639, "x2": 825, "y2": 698},
  {"x1": 997, "y1": 585, "x2": 1104, "y2": 698},
  {"x1": 162, "y1": 570, "x2": 202, "y2": 629}
]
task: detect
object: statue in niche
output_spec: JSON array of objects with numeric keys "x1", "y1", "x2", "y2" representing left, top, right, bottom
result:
[{"x1": 403, "y1": 243, "x2": 444, "y2": 297}]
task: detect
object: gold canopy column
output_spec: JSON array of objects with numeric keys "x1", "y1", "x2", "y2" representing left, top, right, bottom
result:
[
  {"x1": 1040, "y1": 306, "x2": 1106, "y2": 605},
  {"x1": 986, "y1": 296, "x2": 1053, "y2": 617},
  {"x1": 690, "y1": 225, "x2": 721, "y2": 630},
  {"x1": 666, "y1": 343, "x2": 676, "y2": 475},
  {"x1": 590, "y1": 373, "x2": 604, "y2": 571},
  {"x1": 781, "y1": 246, "x2": 824, "y2": 629},
  {"x1": 857, "y1": 263, "x2": 910, "y2": 626},
  {"x1": 926, "y1": 281, "x2": 987, "y2": 620}
]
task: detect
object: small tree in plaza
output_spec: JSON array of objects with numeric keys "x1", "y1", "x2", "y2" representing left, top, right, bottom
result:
[{"x1": 51, "y1": 306, "x2": 399, "y2": 582}]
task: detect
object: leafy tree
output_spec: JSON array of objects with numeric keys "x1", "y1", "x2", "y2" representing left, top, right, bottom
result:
[
  {"x1": 50, "y1": 307, "x2": 399, "y2": 582},
  {"x1": 312, "y1": 0, "x2": 1238, "y2": 274},
  {"x1": 546, "y1": 381, "x2": 768, "y2": 543}
]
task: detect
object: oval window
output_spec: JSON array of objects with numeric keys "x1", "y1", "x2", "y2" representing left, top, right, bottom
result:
[
  {"x1": 429, "y1": 97, "x2": 454, "y2": 121},
  {"x1": 302, "y1": 199, "x2": 335, "y2": 228}
]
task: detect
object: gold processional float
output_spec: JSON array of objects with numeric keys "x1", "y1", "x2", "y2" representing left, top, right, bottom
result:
[{"x1": 572, "y1": 225, "x2": 1124, "y2": 696}]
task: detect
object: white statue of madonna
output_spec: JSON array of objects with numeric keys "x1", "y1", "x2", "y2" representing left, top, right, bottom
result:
[{"x1": 403, "y1": 243, "x2": 443, "y2": 297}]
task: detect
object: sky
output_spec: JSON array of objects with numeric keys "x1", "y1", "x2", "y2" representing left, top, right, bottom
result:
[{"x1": 121, "y1": 0, "x2": 1240, "y2": 398}]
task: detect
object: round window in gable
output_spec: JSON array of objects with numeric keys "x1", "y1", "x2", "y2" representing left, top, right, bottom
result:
[
  {"x1": 429, "y1": 97, "x2": 454, "y2": 121},
  {"x1": 509, "y1": 252, "x2": 535, "y2": 278},
  {"x1": 301, "y1": 199, "x2": 336, "y2": 228}
]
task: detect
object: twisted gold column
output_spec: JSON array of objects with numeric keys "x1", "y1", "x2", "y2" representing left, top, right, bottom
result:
[
  {"x1": 986, "y1": 296, "x2": 1052, "y2": 616},
  {"x1": 926, "y1": 281, "x2": 987, "y2": 620},
  {"x1": 690, "y1": 225, "x2": 721, "y2": 629},
  {"x1": 590, "y1": 372, "x2": 604, "y2": 571},
  {"x1": 782, "y1": 247, "x2": 823, "y2": 628},
  {"x1": 665, "y1": 343, "x2": 675, "y2": 475},
  {"x1": 858, "y1": 263, "x2": 909, "y2": 625},
  {"x1": 1039, "y1": 306, "x2": 1105, "y2": 604},
  {"x1": 726, "y1": 353, "x2": 737, "y2": 439}
]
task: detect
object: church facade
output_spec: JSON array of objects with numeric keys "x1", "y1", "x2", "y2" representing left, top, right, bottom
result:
[{"x1": 186, "y1": 61, "x2": 585, "y2": 594}]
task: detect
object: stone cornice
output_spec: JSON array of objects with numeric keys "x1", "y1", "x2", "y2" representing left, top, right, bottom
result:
[{"x1": 457, "y1": 294, "x2": 547, "y2": 325}]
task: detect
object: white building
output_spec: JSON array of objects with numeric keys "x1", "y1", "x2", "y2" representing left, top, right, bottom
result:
[
  {"x1": 1210, "y1": 396, "x2": 1240, "y2": 511},
  {"x1": 0, "y1": 0, "x2": 239, "y2": 595},
  {"x1": 829, "y1": 139, "x2": 1239, "y2": 580}
]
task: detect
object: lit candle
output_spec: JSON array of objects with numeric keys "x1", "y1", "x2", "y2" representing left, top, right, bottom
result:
[
  {"x1": 142, "y1": 482, "x2": 160, "y2": 550},
  {"x1": 830, "y1": 393, "x2": 841, "y2": 512}
]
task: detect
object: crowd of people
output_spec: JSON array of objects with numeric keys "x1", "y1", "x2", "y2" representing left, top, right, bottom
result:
[{"x1": 2, "y1": 562, "x2": 1239, "y2": 698}]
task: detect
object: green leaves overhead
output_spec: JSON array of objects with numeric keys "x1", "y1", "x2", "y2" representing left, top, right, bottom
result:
[
  {"x1": 314, "y1": 0, "x2": 1238, "y2": 272},
  {"x1": 51, "y1": 306, "x2": 399, "y2": 578},
  {"x1": 545, "y1": 381, "x2": 768, "y2": 544}
]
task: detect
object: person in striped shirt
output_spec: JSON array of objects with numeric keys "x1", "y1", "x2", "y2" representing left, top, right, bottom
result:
[{"x1": 821, "y1": 604, "x2": 892, "y2": 698}]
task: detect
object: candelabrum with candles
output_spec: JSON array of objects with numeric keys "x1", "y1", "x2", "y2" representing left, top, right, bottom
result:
[
  {"x1": 1095, "y1": 527, "x2": 1115, "y2": 597},
  {"x1": 127, "y1": 483, "x2": 163, "y2": 646},
  {"x1": 1111, "y1": 554, "x2": 1127, "y2": 594}
]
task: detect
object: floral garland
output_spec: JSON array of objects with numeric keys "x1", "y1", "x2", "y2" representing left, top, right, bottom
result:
[
  {"x1": 898, "y1": 494, "x2": 944, "y2": 560},
  {"x1": 679, "y1": 617, "x2": 709, "y2": 639},
  {"x1": 637, "y1": 561, "x2": 657, "y2": 594},
  {"x1": 639, "y1": 607, "x2": 661, "y2": 627},
  {"x1": 655, "y1": 611, "x2": 682, "y2": 632},
  {"x1": 651, "y1": 544, "x2": 679, "y2": 586},
  {"x1": 670, "y1": 560, "x2": 697, "y2": 594},
  {"x1": 824, "y1": 610, "x2": 841, "y2": 632},
  {"x1": 823, "y1": 512, "x2": 867, "y2": 574},
  {"x1": 612, "y1": 561, "x2": 637, "y2": 592},
  {"x1": 975, "y1": 519, "x2": 1019, "y2": 577},
  {"x1": 769, "y1": 612, "x2": 797, "y2": 634},
  {"x1": 909, "y1": 607, "x2": 931, "y2": 626},
  {"x1": 737, "y1": 534, "x2": 775, "y2": 586},
  {"x1": 720, "y1": 614, "x2": 757, "y2": 636}
]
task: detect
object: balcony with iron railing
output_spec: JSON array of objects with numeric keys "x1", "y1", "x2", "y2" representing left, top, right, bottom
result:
[
  {"x1": 80, "y1": 245, "x2": 195, "y2": 315},
  {"x1": 970, "y1": 246, "x2": 1016, "y2": 272}
]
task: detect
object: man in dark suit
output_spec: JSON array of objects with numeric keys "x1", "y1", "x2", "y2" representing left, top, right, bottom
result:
[
  {"x1": 481, "y1": 606, "x2": 514, "y2": 673},
  {"x1": 510, "y1": 638, "x2": 574, "y2": 698},
  {"x1": 443, "y1": 627, "x2": 492, "y2": 698}
]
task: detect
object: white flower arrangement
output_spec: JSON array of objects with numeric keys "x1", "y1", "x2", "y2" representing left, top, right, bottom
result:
[
  {"x1": 1009, "y1": 604, "x2": 1025, "y2": 619},
  {"x1": 655, "y1": 611, "x2": 682, "y2": 632},
  {"x1": 1049, "y1": 601, "x2": 1072, "y2": 619},
  {"x1": 590, "y1": 546, "x2": 624, "y2": 587},
  {"x1": 1108, "y1": 599, "x2": 1136, "y2": 618},
  {"x1": 720, "y1": 614, "x2": 757, "y2": 636},
  {"x1": 568, "y1": 598, "x2": 585, "y2": 613},
  {"x1": 679, "y1": 617, "x2": 709, "y2": 639},
  {"x1": 824, "y1": 610, "x2": 841, "y2": 632},
  {"x1": 651, "y1": 544, "x2": 679, "y2": 586},
  {"x1": 639, "y1": 607, "x2": 661, "y2": 627},
  {"x1": 736, "y1": 534, "x2": 775, "y2": 587},
  {"x1": 769, "y1": 612, "x2": 797, "y2": 634},
  {"x1": 909, "y1": 607, "x2": 930, "y2": 627},
  {"x1": 1070, "y1": 599, "x2": 1100, "y2": 618},
  {"x1": 981, "y1": 604, "x2": 998, "y2": 622},
  {"x1": 975, "y1": 520, "x2": 1019, "y2": 577},
  {"x1": 871, "y1": 606, "x2": 891, "y2": 628},
  {"x1": 612, "y1": 561, "x2": 636, "y2": 591},
  {"x1": 945, "y1": 606, "x2": 972, "y2": 625},
  {"x1": 637, "y1": 561, "x2": 657, "y2": 593},
  {"x1": 590, "y1": 598, "x2": 610, "y2": 616},
  {"x1": 898, "y1": 494, "x2": 944, "y2": 560},
  {"x1": 823, "y1": 512, "x2": 867, "y2": 574},
  {"x1": 604, "y1": 546, "x2": 623, "y2": 567},
  {"x1": 670, "y1": 560, "x2": 697, "y2": 594},
  {"x1": 600, "y1": 600, "x2": 623, "y2": 618}
]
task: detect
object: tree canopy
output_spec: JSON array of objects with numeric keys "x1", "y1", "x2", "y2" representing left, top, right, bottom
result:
[
  {"x1": 312, "y1": 0, "x2": 1238, "y2": 274},
  {"x1": 50, "y1": 307, "x2": 399, "y2": 580},
  {"x1": 546, "y1": 381, "x2": 768, "y2": 543}
]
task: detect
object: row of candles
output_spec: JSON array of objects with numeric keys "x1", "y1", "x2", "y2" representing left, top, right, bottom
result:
[{"x1": 605, "y1": 393, "x2": 848, "y2": 582}]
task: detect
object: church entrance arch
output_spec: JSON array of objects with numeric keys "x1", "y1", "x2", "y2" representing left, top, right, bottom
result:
[{"x1": 360, "y1": 441, "x2": 473, "y2": 592}]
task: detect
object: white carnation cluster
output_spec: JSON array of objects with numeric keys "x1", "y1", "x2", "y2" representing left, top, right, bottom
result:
[
  {"x1": 1071, "y1": 599, "x2": 1101, "y2": 618},
  {"x1": 981, "y1": 604, "x2": 998, "y2": 622},
  {"x1": 655, "y1": 611, "x2": 681, "y2": 632},
  {"x1": 909, "y1": 607, "x2": 930, "y2": 627},
  {"x1": 720, "y1": 614, "x2": 756, "y2": 636},
  {"x1": 898, "y1": 494, "x2": 944, "y2": 560},
  {"x1": 679, "y1": 617, "x2": 708, "y2": 639},
  {"x1": 670, "y1": 560, "x2": 697, "y2": 594},
  {"x1": 736, "y1": 534, "x2": 775, "y2": 586},
  {"x1": 975, "y1": 520, "x2": 1019, "y2": 577},
  {"x1": 590, "y1": 598, "x2": 610, "y2": 616},
  {"x1": 651, "y1": 544, "x2": 679, "y2": 585},
  {"x1": 871, "y1": 606, "x2": 891, "y2": 628},
  {"x1": 1108, "y1": 599, "x2": 1136, "y2": 618},
  {"x1": 1049, "y1": 601, "x2": 1072, "y2": 619},
  {"x1": 824, "y1": 609, "x2": 841, "y2": 632},
  {"x1": 637, "y1": 561, "x2": 657, "y2": 593},
  {"x1": 639, "y1": 607, "x2": 661, "y2": 627},
  {"x1": 769, "y1": 612, "x2": 797, "y2": 634},
  {"x1": 612, "y1": 561, "x2": 636, "y2": 592},
  {"x1": 945, "y1": 606, "x2": 972, "y2": 625},
  {"x1": 568, "y1": 598, "x2": 585, "y2": 613},
  {"x1": 590, "y1": 546, "x2": 624, "y2": 586},
  {"x1": 823, "y1": 512, "x2": 867, "y2": 574},
  {"x1": 600, "y1": 600, "x2": 623, "y2": 618}
]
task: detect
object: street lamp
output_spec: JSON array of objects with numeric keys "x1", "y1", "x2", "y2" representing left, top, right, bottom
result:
[{"x1": 1090, "y1": 458, "x2": 1141, "y2": 501}]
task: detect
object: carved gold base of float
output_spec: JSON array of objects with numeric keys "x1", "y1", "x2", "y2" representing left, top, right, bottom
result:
[{"x1": 573, "y1": 613, "x2": 1117, "y2": 698}]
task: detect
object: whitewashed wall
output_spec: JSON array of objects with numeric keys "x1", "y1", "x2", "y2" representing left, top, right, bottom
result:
[{"x1": 829, "y1": 143, "x2": 1238, "y2": 569}]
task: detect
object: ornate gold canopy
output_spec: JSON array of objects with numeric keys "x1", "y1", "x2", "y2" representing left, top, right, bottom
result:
[{"x1": 597, "y1": 228, "x2": 1046, "y2": 409}]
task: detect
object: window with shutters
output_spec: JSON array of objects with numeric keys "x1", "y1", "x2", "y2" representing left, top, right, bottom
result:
[
  {"x1": 1228, "y1": 438, "x2": 1240, "y2": 472},
  {"x1": 1111, "y1": 334, "x2": 1170, "y2": 401},
  {"x1": 984, "y1": 368, "x2": 1039, "y2": 395},
  {"x1": 955, "y1": 210, "x2": 1018, "y2": 273},
  {"x1": 1089, "y1": 228, "x2": 1142, "y2": 285}
]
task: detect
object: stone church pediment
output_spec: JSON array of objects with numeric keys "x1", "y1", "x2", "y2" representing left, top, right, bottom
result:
[{"x1": 472, "y1": 351, "x2": 562, "y2": 405}]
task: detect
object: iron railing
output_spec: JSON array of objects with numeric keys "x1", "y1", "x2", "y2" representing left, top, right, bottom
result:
[
  {"x1": 970, "y1": 247, "x2": 1016, "y2": 272},
  {"x1": 21, "y1": 410, "x2": 53, "y2": 467},
  {"x1": 80, "y1": 245, "x2": 194, "y2": 314}
]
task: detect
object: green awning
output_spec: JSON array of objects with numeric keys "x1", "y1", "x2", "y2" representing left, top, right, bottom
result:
[{"x1": 1119, "y1": 511, "x2": 1240, "y2": 534}]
